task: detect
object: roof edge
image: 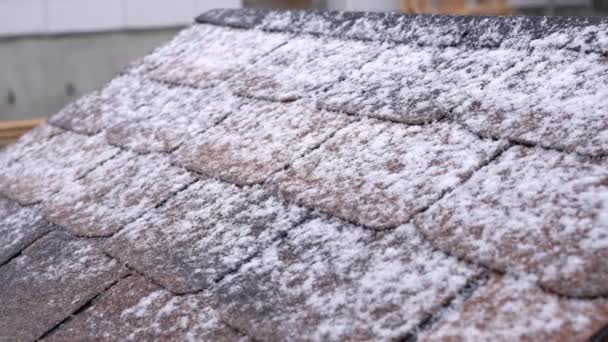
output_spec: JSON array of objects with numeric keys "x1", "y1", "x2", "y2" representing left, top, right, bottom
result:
[{"x1": 196, "y1": 8, "x2": 608, "y2": 53}]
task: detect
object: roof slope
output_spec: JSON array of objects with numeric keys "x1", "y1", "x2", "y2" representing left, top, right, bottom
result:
[{"x1": 1, "y1": 8, "x2": 608, "y2": 341}]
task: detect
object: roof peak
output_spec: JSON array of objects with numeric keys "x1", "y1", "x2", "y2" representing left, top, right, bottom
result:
[{"x1": 197, "y1": 8, "x2": 608, "y2": 53}]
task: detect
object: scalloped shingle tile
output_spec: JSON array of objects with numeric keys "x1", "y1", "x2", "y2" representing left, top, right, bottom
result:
[
  {"x1": 105, "y1": 84, "x2": 241, "y2": 153},
  {"x1": 44, "y1": 275, "x2": 247, "y2": 341},
  {"x1": 106, "y1": 180, "x2": 307, "y2": 294},
  {"x1": 319, "y1": 44, "x2": 449, "y2": 124},
  {"x1": 416, "y1": 146, "x2": 608, "y2": 297},
  {"x1": 44, "y1": 151, "x2": 195, "y2": 237},
  {"x1": 231, "y1": 35, "x2": 387, "y2": 101},
  {"x1": 0, "y1": 231, "x2": 127, "y2": 341},
  {"x1": 455, "y1": 48, "x2": 608, "y2": 156},
  {"x1": 0, "y1": 198, "x2": 51, "y2": 265},
  {"x1": 48, "y1": 76, "x2": 164, "y2": 135},
  {"x1": 422, "y1": 275, "x2": 608, "y2": 341},
  {"x1": 210, "y1": 218, "x2": 478, "y2": 341},
  {"x1": 174, "y1": 99, "x2": 353, "y2": 185},
  {"x1": 273, "y1": 119, "x2": 506, "y2": 228},
  {"x1": 145, "y1": 24, "x2": 291, "y2": 88},
  {"x1": 0, "y1": 129, "x2": 119, "y2": 205}
]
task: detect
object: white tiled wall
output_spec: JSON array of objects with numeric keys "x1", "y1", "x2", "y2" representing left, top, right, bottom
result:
[{"x1": 0, "y1": 0, "x2": 241, "y2": 36}]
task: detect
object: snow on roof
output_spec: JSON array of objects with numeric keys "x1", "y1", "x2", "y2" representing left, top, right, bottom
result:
[{"x1": 1, "y1": 8, "x2": 608, "y2": 341}]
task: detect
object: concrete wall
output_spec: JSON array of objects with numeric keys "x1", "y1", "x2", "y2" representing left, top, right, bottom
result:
[
  {"x1": 0, "y1": 28, "x2": 180, "y2": 120},
  {"x1": 0, "y1": 0, "x2": 241, "y2": 37}
]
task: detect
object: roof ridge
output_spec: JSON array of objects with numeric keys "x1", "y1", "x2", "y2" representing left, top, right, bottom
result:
[{"x1": 196, "y1": 8, "x2": 608, "y2": 54}]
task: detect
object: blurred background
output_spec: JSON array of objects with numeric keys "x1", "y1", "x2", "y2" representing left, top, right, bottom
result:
[{"x1": 0, "y1": 0, "x2": 607, "y2": 142}]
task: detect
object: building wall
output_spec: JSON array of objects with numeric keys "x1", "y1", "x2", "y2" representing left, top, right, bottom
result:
[
  {"x1": 0, "y1": 0, "x2": 241, "y2": 37},
  {"x1": 0, "y1": 29, "x2": 181, "y2": 120}
]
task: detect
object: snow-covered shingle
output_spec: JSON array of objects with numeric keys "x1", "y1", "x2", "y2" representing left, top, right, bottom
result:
[
  {"x1": 0, "y1": 198, "x2": 51, "y2": 265},
  {"x1": 106, "y1": 84, "x2": 241, "y2": 153},
  {"x1": 416, "y1": 146, "x2": 608, "y2": 297},
  {"x1": 44, "y1": 151, "x2": 195, "y2": 237},
  {"x1": 49, "y1": 77, "x2": 164, "y2": 135},
  {"x1": 273, "y1": 118, "x2": 506, "y2": 228},
  {"x1": 3, "y1": 8, "x2": 608, "y2": 340},
  {"x1": 106, "y1": 180, "x2": 307, "y2": 294},
  {"x1": 454, "y1": 47, "x2": 608, "y2": 156},
  {"x1": 231, "y1": 35, "x2": 387, "y2": 101},
  {"x1": 144, "y1": 24, "x2": 291, "y2": 88},
  {"x1": 422, "y1": 275, "x2": 608, "y2": 341},
  {"x1": 45, "y1": 275, "x2": 246, "y2": 341},
  {"x1": 319, "y1": 44, "x2": 447, "y2": 124},
  {"x1": 210, "y1": 218, "x2": 478, "y2": 340},
  {"x1": 174, "y1": 99, "x2": 353, "y2": 185},
  {"x1": 0, "y1": 231, "x2": 127, "y2": 341},
  {"x1": 0, "y1": 128, "x2": 119, "y2": 205}
]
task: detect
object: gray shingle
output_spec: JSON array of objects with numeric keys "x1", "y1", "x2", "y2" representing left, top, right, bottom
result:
[{"x1": 0, "y1": 231, "x2": 127, "y2": 341}]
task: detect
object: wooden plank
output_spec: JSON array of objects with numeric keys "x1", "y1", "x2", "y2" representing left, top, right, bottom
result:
[{"x1": 0, "y1": 118, "x2": 46, "y2": 146}]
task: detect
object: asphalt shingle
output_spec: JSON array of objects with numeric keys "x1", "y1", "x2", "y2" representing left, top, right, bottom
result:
[
  {"x1": 231, "y1": 35, "x2": 386, "y2": 101},
  {"x1": 416, "y1": 146, "x2": 608, "y2": 298},
  {"x1": 273, "y1": 118, "x2": 506, "y2": 228},
  {"x1": 0, "y1": 198, "x2": 51, "y2": 265},
  {"x1": 2, "y1": 8, "x2": 608, "y2": 341},
  {"x1": 44, "y1": 275, "x2": 247, "y2": 341},
  {"x1": 106, "y1": 84, "x2": 240, "y2": 153},
  {"x1": 0, "y1": 231, "x2": 127, "y2": 341},
  {"x1": 422, "y1": 275, "x2": 608, "y2": 341},
  {"x1": 210, "y1": 218, "x2": 478, "y2": 340},
  {"x1": 174, "y1": 99, "x2": 353, "y2": 185},
  {"x1": 106, "y1": 179, "x2": 307, "y2": 294},
  {"x1": 44, "y1": 151, "x2": 195, "y2": 237},
  {"x1": 145, "y1": 24, "x2": 291, "y2": 88},
  {"x1": 0, "y1": 128, "x2": 119, "y2": 205},
  {"x1": 49, "y1": 76, "x2": 163, "y2": 135}
]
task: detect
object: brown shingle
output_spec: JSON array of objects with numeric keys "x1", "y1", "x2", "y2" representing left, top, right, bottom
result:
[
  {"x1": 44, "y1": 275, "x2": 247, "y2": 341},
  {"x1": 0, "y1": 231, "x2": 127, "y2": 341},
  {"x1": 209, "y1": 218, "x2": 479, "y2": 340},
  {"x1": 416, "y1": 146, "x2": 608, "y2": 297},
  {"x1": 2, "y1": 8, "x2": 608, "y2": 340},
  {"x1": 44, "y1": 151, "x2": 195, "y2": 237},
  {"x1": 106, "y1": 179, "x2": 307, "y2": 294},
  {"x1": 231, "y1": 35, "x2": 387, "y2": 102},
  {"x1": 273, "y1": 118, "x2": 506, "y2": 228},
  {"x1": 105, "y1": 84, "x2": 241, "y2": 153},
  {"x1": 0, "y1": 128, "x2": 119, "y2": 205},
  {"x1": 422, "y1": 275, "x2": 608, "y2": 341},
  {"x1": 49, "y1": 76, "x2": 164, "y2": 135},
  {"x1": 174, "y1": 99, "x2": 353, "y2": 185},
  {"x1": 146, "y1": 24, "x2": 290, "y2": 88}
]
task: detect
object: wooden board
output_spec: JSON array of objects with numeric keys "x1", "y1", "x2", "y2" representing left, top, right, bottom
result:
[{"x1": 0, "y1": 118, "x2": 46, "y2": 146}]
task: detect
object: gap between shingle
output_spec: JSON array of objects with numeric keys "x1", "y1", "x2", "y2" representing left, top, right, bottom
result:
[
  {"x1": 0, "y1": 229, "x2": 53, "y2": 269},
  {"x1": 399, "y1": 270, "x2": 492, "y2": 342},
  {"x1": 589, "y1": 323, "x2": 608, "y2": 342},
  {"x1": 35, "y1": 272, "x2": 132, "y2": 341},
  {"x1": 103, "y1": 211, "x2": 314, "y2": 297}
]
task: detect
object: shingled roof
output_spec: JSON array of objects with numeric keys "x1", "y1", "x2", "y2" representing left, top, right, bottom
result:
[{"x1": 2, "y1": 8, "x2": 608, "y2": 341}]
